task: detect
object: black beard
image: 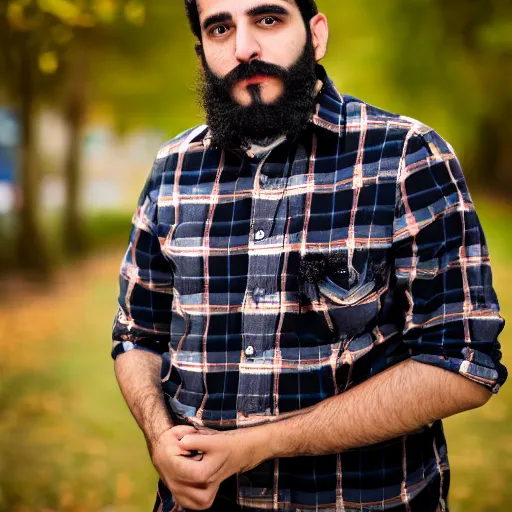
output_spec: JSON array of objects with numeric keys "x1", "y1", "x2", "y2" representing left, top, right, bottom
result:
[{"x1": 198, "y1": 37, "x2": 318, "y2": 149}]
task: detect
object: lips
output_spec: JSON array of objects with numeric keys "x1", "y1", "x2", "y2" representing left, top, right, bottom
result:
[{"x1": 239, "y1": 74, "x2": 270, "y2": 87}]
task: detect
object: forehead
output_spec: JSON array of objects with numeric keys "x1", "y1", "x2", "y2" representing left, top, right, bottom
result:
[{"x1": 196, "y1": 0, "x2": 299, "y2": 18}]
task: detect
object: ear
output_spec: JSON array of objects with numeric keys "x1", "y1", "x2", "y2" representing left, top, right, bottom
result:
[
  {"x1": 309, "y1": 13, "x2": 328, "y2": 62},
  {"x1": 195, "y1": 42, "x2": 205, "y2": 71}
]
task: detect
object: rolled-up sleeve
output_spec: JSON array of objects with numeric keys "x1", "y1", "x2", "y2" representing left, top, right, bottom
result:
[
  {"x1": 393, "y1": 125, "x2": 507, "y2": 393},
  {"x1": 111, "y1": 154, "x2": 173, "y2": 360}
]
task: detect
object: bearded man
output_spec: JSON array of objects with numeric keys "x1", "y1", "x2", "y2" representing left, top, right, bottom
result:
[{"x1": 112, "y1": 1, "x2": 507, "y2": 511}]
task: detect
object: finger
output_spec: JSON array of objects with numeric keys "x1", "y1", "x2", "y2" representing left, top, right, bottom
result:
[
  {"x1": 170, "y1": 425, "x2": 199, "y2": 440},
  {"x1": 175, "y1": 452, "x2": 226, "y2": 487},
  {"x1": 194, "y1": 426, "x2": 218, "y2": 435},
  {"x1": 179, "y1": 434, "x2": 216, "y2": 454},
  {"x1": 174, "y1": 456, "x2": 209, "y2": 484},
  {"x1": 177, "y1": 446, "x2": 202, "y2": 458},
  {"x1": 182, "y1": 451, "x2": 204, "y2": 462}
]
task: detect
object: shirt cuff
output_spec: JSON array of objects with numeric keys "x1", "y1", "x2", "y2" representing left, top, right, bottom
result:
[
  {"x1": 111, "y1": 339, "x2": 166, "y2": 360},
  {"x1": 411, "y1": 346, "x2": 508, "y2": 394}
]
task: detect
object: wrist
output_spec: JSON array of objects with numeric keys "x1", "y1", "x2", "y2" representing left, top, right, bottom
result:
[
  {"x1": 247, "y1": 422, "x2": 282, "y2": 464},
  {"x1": 258, "y1": 417, "x2": 304, "y2": 459},
  {"x1": 146, "y1": 419, "x2": 174, "y2": 457},
  {"x1": 232, "y1": 424, "x2": 274, "y2": 473}
]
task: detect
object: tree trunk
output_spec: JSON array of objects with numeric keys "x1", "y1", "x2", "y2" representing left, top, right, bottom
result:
[
  {"x1": 16, "y1": 40, "x2": 51, "y2": 276},
  {"x1": 63, "y1": 41, "x2": 88, "y2": 258}
]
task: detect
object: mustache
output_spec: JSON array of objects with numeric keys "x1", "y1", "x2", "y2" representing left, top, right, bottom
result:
[{"x1": 221, "y1": 60, "x2": 289, "y2": 88}]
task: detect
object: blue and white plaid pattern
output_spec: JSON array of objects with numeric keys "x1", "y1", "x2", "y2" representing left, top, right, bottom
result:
[{"x1": 112, "y1": 67, "x2": 507, "y2": 511}]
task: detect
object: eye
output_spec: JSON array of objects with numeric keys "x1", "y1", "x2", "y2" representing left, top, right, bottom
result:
[
  {"x1": 211, "y1": 25, "x2": 229, "y2": 36},
  {"x1": 259, "y1": 16, "x2": 279, "y2": 26}
]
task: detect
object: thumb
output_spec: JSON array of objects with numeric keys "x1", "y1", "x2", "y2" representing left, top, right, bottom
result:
[{"x1": 179, "y1": 433, "x2": 215, "y2": 454}]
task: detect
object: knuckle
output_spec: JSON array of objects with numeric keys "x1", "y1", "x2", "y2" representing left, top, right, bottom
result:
[{"x1": 172, "y1": 425, "x2": 197, "y2": 437}]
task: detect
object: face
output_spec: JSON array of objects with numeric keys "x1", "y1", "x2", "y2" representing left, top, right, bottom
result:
[{"x1": 196, "y1": 0, "x2": 310, "y2": 106}]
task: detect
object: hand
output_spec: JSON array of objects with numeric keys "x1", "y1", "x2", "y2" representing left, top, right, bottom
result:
[
  {"x1": 176, "y1": 427, "x2": 268, "y2": 508},
  {"x1": 151, "y1": 425, "x2": 217, "y2": 510}
]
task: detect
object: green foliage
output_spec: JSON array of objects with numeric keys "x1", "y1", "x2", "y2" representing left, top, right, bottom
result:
[
  {"x1": 84, "y1": 210, "x2": 132, "y2": 250},
  {"x1": 321, "y1": 0, "x2": 512, "y2": 188},
  {"x1": 0, "y1": 0, "x2": 150, "y2": 82},
  {"x1": 89, "y1": 0, "x2": 201, "y2": 134},
  {"x1": 0, "y1": 0, "x2": 156, "y2": 272}
]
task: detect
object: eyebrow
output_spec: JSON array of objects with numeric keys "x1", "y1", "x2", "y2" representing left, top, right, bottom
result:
[
  {"x1": 246, "y1": 4, "x2": 290, "y2": 17},
  {"x1": 202, "y1": 3, "x2": 291, "y2": 32},
  {"x1": 203, "y1": 12, "x2": 233, "y2": 32}
]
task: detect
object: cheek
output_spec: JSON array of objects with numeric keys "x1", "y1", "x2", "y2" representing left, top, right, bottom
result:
[
  {"x1": 262, "y1": 27, "x2": 307, "y2": 68},
  {"x1": 202, "y1": 45, "x2": 236, "y2": 78},
  {"x1": 274, "y1": 44, "x2": 301, "y2": 67}
]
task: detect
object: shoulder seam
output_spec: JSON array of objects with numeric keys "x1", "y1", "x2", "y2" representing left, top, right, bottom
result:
[{"x1": 156, "y1": 125, "x2": 208, "y2": 161}]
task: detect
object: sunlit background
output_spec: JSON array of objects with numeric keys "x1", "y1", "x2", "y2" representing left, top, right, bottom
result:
[{"x1": 0, "y1": 1, "x2": 511, "y2": 511}]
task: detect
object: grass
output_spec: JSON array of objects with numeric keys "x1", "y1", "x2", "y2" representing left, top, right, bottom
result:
[
  {"x1": 0, "y1": 255, "x2": 156, "y2": 512},
  {"x1": 0, "y1": 196, "x2": 511, "y2": 511}
]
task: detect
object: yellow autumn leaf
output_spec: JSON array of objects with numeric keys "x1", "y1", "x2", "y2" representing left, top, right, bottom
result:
[
  {"x1": 6, "y1": 1, "x2": 30, "y2": 30},
  {"x1": 59, "y1": 490, "x2": 75, "y2": 509},
  {"x1": 39, "y1": 50, "x2": 59, "y2": 74},
  {"x1": 37, "y1": 0, "x2": 82, "y2": 23},
  {"x1": 51, "y1": 23, "x2": 74, "y2": 45},
  {"x1": 93, "y1": 0, "x2": 118, "y2": 23},
  {"x1": 115, "y1": 473, "x2": 133, "y2": 502},
  {"x1": 125, "y1": 0, "x2": 145, "y2": 26}
]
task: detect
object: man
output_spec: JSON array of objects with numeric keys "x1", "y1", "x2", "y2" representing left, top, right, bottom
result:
[{"x1": 112, "y1": 1, "x2": 507, "y2": 511}]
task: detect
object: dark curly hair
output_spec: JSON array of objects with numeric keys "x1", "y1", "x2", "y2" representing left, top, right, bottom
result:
[{"x1": 184, "y1": 0, "x2": 319, "y2": 40}]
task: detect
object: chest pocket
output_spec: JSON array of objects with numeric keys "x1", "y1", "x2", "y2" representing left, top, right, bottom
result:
[{"x1": 299, "y1": 249, "x2": 389, "y2": 340}]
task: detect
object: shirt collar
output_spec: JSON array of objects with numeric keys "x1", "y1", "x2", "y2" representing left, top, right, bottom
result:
[{"x1": 310, "y1": 65, "x2": 346, "y2": 134}]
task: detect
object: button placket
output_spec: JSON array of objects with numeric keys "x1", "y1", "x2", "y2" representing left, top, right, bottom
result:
[{"x1": 238, "y1": 155, "x2": 287, "y2": 419}]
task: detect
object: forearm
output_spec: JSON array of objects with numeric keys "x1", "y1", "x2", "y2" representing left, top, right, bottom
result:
[
  {"x1": 255, "y1": 360, "x2": 491, "y2": 460},
  {"x1": 114, "y1": 349, "x2": 173, "y2": 454}
]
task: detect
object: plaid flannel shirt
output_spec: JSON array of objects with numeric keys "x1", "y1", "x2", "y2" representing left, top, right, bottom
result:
[{"x1": 112, "y1": 67, "x2": 507, "y2": 512}]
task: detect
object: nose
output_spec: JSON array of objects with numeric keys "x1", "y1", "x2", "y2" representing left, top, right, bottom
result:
[{"x1": 234, "y1": 26, "x2": 261, "y2": 63}]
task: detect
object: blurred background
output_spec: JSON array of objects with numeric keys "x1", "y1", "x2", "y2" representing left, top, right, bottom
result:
[{"x1": 0, "y1": 0, "x2": 511, "y2": 511}]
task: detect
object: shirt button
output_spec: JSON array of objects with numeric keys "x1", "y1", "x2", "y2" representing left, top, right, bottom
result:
[
  {"x1": 253, "y1": 288, "x2": 266, "y2": 303},
  {"x1": 245, "y1": 345, "x2": 255, "y2": 357},
  {"x1": 255, "y1": 229, "x2": 265, "y2": 241}
]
